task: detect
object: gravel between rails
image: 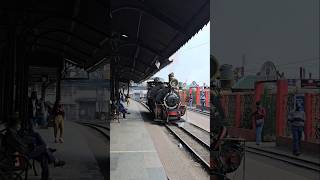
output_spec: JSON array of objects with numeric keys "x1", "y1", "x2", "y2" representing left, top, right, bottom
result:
[
  {"x1": 166, "y1": 124, "x2": 210, "y2": 169},
  {"x1": 181, "y1": 122, "x2": 210, "y2": 146}
]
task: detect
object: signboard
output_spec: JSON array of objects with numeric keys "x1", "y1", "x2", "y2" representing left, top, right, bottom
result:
[
  {"x1": 301, "y1": 79, "x2": 320, "y2": 89},
  {"x1": 287, "y1": 79, "x2": 297, "y2": 86}
]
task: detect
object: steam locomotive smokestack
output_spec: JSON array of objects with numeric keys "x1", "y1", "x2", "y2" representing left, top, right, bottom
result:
[{"x1": 168, "y1": 72, "x2": 174, "y2": 82}]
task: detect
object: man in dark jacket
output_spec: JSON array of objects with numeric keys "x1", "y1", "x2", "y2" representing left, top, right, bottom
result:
[
  {"x1": 3, "y1": 113, "x2": 65, "y2": 180},
  {"x1": 28, "y1": 91, "x2": 40, "y2": 128}
]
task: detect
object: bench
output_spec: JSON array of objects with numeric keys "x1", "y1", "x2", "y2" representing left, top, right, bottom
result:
[{"x1": 111, "y1": 108, "x2": 120, "y2": 123}]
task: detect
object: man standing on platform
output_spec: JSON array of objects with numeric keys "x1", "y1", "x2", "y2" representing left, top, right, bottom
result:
[
  {"x1": 288, "y1": 106, "x2": 305, "y2": 156},
  {"x1": 200, "y1": 91, "x2": 206, "y2": 112},
  {"x1": 28, "y1": 91, "x2": 40, "y2": 128},
  {"x1": 252, "y1": 101, "x2": 266, "y2": 145},
  {"x1": 189, "y1": 93, "x2": 193, "y2": 108}
]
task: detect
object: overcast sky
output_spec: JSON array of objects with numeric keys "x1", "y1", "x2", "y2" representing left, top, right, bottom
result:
[
  {"x1": 153, "y1": 23, "x2": 210, "y2": 85},
  {"x1": 211, "y1": 0, "x2": 319, "y2": 79}
]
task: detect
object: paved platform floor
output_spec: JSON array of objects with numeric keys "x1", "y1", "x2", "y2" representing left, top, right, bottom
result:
[
  {"x1": 29, "y1": 121, "x2": 105, "y2": 180},
  {"x1": 246, "y1": 141, "x2": 320, "y2": 164},
  {"x1": 182, "y1": 110, "x2": 210, "y2": 132},
  {"x1": 110, "y1": 101, "x2": 167, "y2": 180}
]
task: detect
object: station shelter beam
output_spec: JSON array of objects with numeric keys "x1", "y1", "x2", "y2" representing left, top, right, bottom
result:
[{"x1": 55, "y1": 62, "x2": 63, "y2": 102}]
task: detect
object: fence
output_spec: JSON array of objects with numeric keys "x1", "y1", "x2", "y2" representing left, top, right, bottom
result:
[
  {"x1": 179, "y1": 88, "x2": 210, "y2": 110},
  {"x1": 221, "y1": 90, "x2": 320, "y2": 143}
]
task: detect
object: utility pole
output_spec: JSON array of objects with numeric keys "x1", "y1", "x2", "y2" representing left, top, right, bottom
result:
[{"x1": 241, "y1": 54, "x2": 246, "y2": 77}]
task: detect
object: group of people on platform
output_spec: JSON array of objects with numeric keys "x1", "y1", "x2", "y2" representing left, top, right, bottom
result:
[
  {"x1": 252, "y1": 101, "x2": 305, "y2": 156},
  {"x1": 28, "y1": 91, "x2": 65, "y2": 143},
  {"x1": 1, "y1": 91, "x2": 66, "y2": 180},
  {"x1": 111, "y1": 93, "x2": 130, "y2": 119},
  {"x1": 188, "y1": 91, "x2": 207, "y2": 112}
]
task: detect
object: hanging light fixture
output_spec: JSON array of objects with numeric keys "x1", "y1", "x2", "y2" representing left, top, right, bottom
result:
[{"x1": 155, "y1": 60, "x2": 160, "y2": 69}]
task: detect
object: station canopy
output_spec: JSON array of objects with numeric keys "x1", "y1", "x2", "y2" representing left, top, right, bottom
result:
[{"x1": 1, "y1": 0, "x2": 209, "y2": 82}]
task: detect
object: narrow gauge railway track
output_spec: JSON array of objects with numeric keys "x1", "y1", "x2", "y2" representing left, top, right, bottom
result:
[
  {"x1": 165, "y1": 124, "x2": 210, "y2": 172},
  {"x1": 179, "y1": 123, "x2": 210, "y2": 148},
  {"x1": 139, "y1": 101, "x2": 210, "y2": 172},
  {"x1": 246, "y1": 146, "x2": 320, "y2": 172},
  {"x1": 77, "y1": 122, "x2": 110, "y2": 139}
]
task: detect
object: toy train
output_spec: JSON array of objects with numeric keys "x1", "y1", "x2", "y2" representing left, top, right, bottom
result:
[{"x1": 146, "y1": 73, "x2": 186, "y2": 123}]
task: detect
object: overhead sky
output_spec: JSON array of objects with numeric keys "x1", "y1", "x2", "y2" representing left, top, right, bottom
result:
[
  {"x1": 211, "y1": 0, "x2": 319, "y2": 79},
  {"x1": 152, "y1": 23, "x2": 210, "y2": 86}
]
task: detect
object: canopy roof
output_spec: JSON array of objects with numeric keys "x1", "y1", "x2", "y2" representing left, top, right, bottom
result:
[{"x1": 1, "y1": 0, "x2": 209, "y2": 82}]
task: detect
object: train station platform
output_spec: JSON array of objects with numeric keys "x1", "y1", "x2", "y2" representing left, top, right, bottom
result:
[
  {"x1": 246, "y1": 142, "x2": 320, "y2": 164},
  {"x1": 110, "y1": 101, "x2": 167, "y2": 180},
  {"x1": 29, "y1": 121, "x2": 106, "y2": 180},
  {"x1": 183, "y1": 109, "x2": 210, "y2": 132}
]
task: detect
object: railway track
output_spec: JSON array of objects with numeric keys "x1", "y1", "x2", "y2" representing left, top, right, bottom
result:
[
  {"x1": 245, "y1": 146, "x2": 320, "y2": 172},
  {"x1": 139, "y1": 100, "x2": 319, "y2": 174},
  {"x1": 139, "y1": 101, "x2": 211, "y2": 172},
  {"x1": 180, "y1": 122, "x2": 210, "y2": 147},
  {"x1": 77, "y1": 122, "x2": 110, "y2": 139},
  {"x1": 187, "y1": 107, "x2": 210, "y2": 116},
  {"x1": 165, "y1": 124, "x2": 210, "y2": 172}
]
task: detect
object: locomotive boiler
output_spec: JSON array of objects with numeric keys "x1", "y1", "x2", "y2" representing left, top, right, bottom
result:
[{"x1": 146, "y1": 73, "x2": 186, "y2": 123}]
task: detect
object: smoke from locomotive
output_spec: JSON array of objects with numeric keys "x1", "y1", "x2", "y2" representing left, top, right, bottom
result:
[{"x1": 147, "y1": 73, "x2": 186, "y2": 122}]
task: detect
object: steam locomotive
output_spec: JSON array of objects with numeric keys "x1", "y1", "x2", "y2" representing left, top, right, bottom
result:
[{"x1": 146, "y1": 73, "x2": 186, "y2": 123}]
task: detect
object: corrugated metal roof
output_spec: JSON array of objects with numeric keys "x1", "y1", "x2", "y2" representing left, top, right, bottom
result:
[{"x1": 1, "y1": 0, "x2": 209, "y2": 83}]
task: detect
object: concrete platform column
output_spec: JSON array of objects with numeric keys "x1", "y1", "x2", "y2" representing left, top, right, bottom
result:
[
  {"x1": 196, "y1": 86, "x2": 200, "y2": 106},
  {"x1": 235, "y1": 93, "x2": 241, "y2": 128},
  {"x1": 304, "y1": 93, "x2": 313, "y2": 141},
  {"x1": 205, "y1": 88, "x2": 210, "y2": 109},
  {"x1": 275, "y1": 80, "x2": 288, "y2": 137},
  {"x1": 253, "y1": 82, "x2": 265, "y2": 129}
]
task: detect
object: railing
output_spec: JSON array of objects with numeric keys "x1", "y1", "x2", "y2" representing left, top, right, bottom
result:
[
  {"x1": 219, "y1": 91, "x2": 320, "y2": 144},
  {"x1": 311, "y1": 94, "x2": 320, "y2": 143},
  {"x1": 239, "y1": 93, "x2": 254, "y2": 129}
]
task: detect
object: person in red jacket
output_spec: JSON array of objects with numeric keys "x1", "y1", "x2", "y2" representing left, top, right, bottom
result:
[{"x1": 252, "y1": 101, "x2": 266, "y2": 145}]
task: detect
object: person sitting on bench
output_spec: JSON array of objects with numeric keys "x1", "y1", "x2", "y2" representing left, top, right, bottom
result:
[
  {"x1": 118, "y1": 98, "x2": 128, "y2": 118},
  {"x1": 3, "y1": 113, "x2": 65, "y2": 180}
]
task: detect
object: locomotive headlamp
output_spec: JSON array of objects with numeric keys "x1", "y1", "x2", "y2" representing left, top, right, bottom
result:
[{"x1": 169, "y1": 78, "x2": 179, "y2": 88}]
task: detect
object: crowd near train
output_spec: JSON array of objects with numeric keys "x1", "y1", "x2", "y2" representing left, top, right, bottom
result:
[{"x1": 146, "y1": 73, "x2": 186, "y2": 123}]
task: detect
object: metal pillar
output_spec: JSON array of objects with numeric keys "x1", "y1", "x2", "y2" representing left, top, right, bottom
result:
[
  {"x1": 56, "y1": 66, "x2": 62, "y2": 102},
  {"x1": 2, "y1": 23, "x2": 17, "y2": 121},
  {"x1": 127, "y1": 81, "x2": 130, "y2": 96}
]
